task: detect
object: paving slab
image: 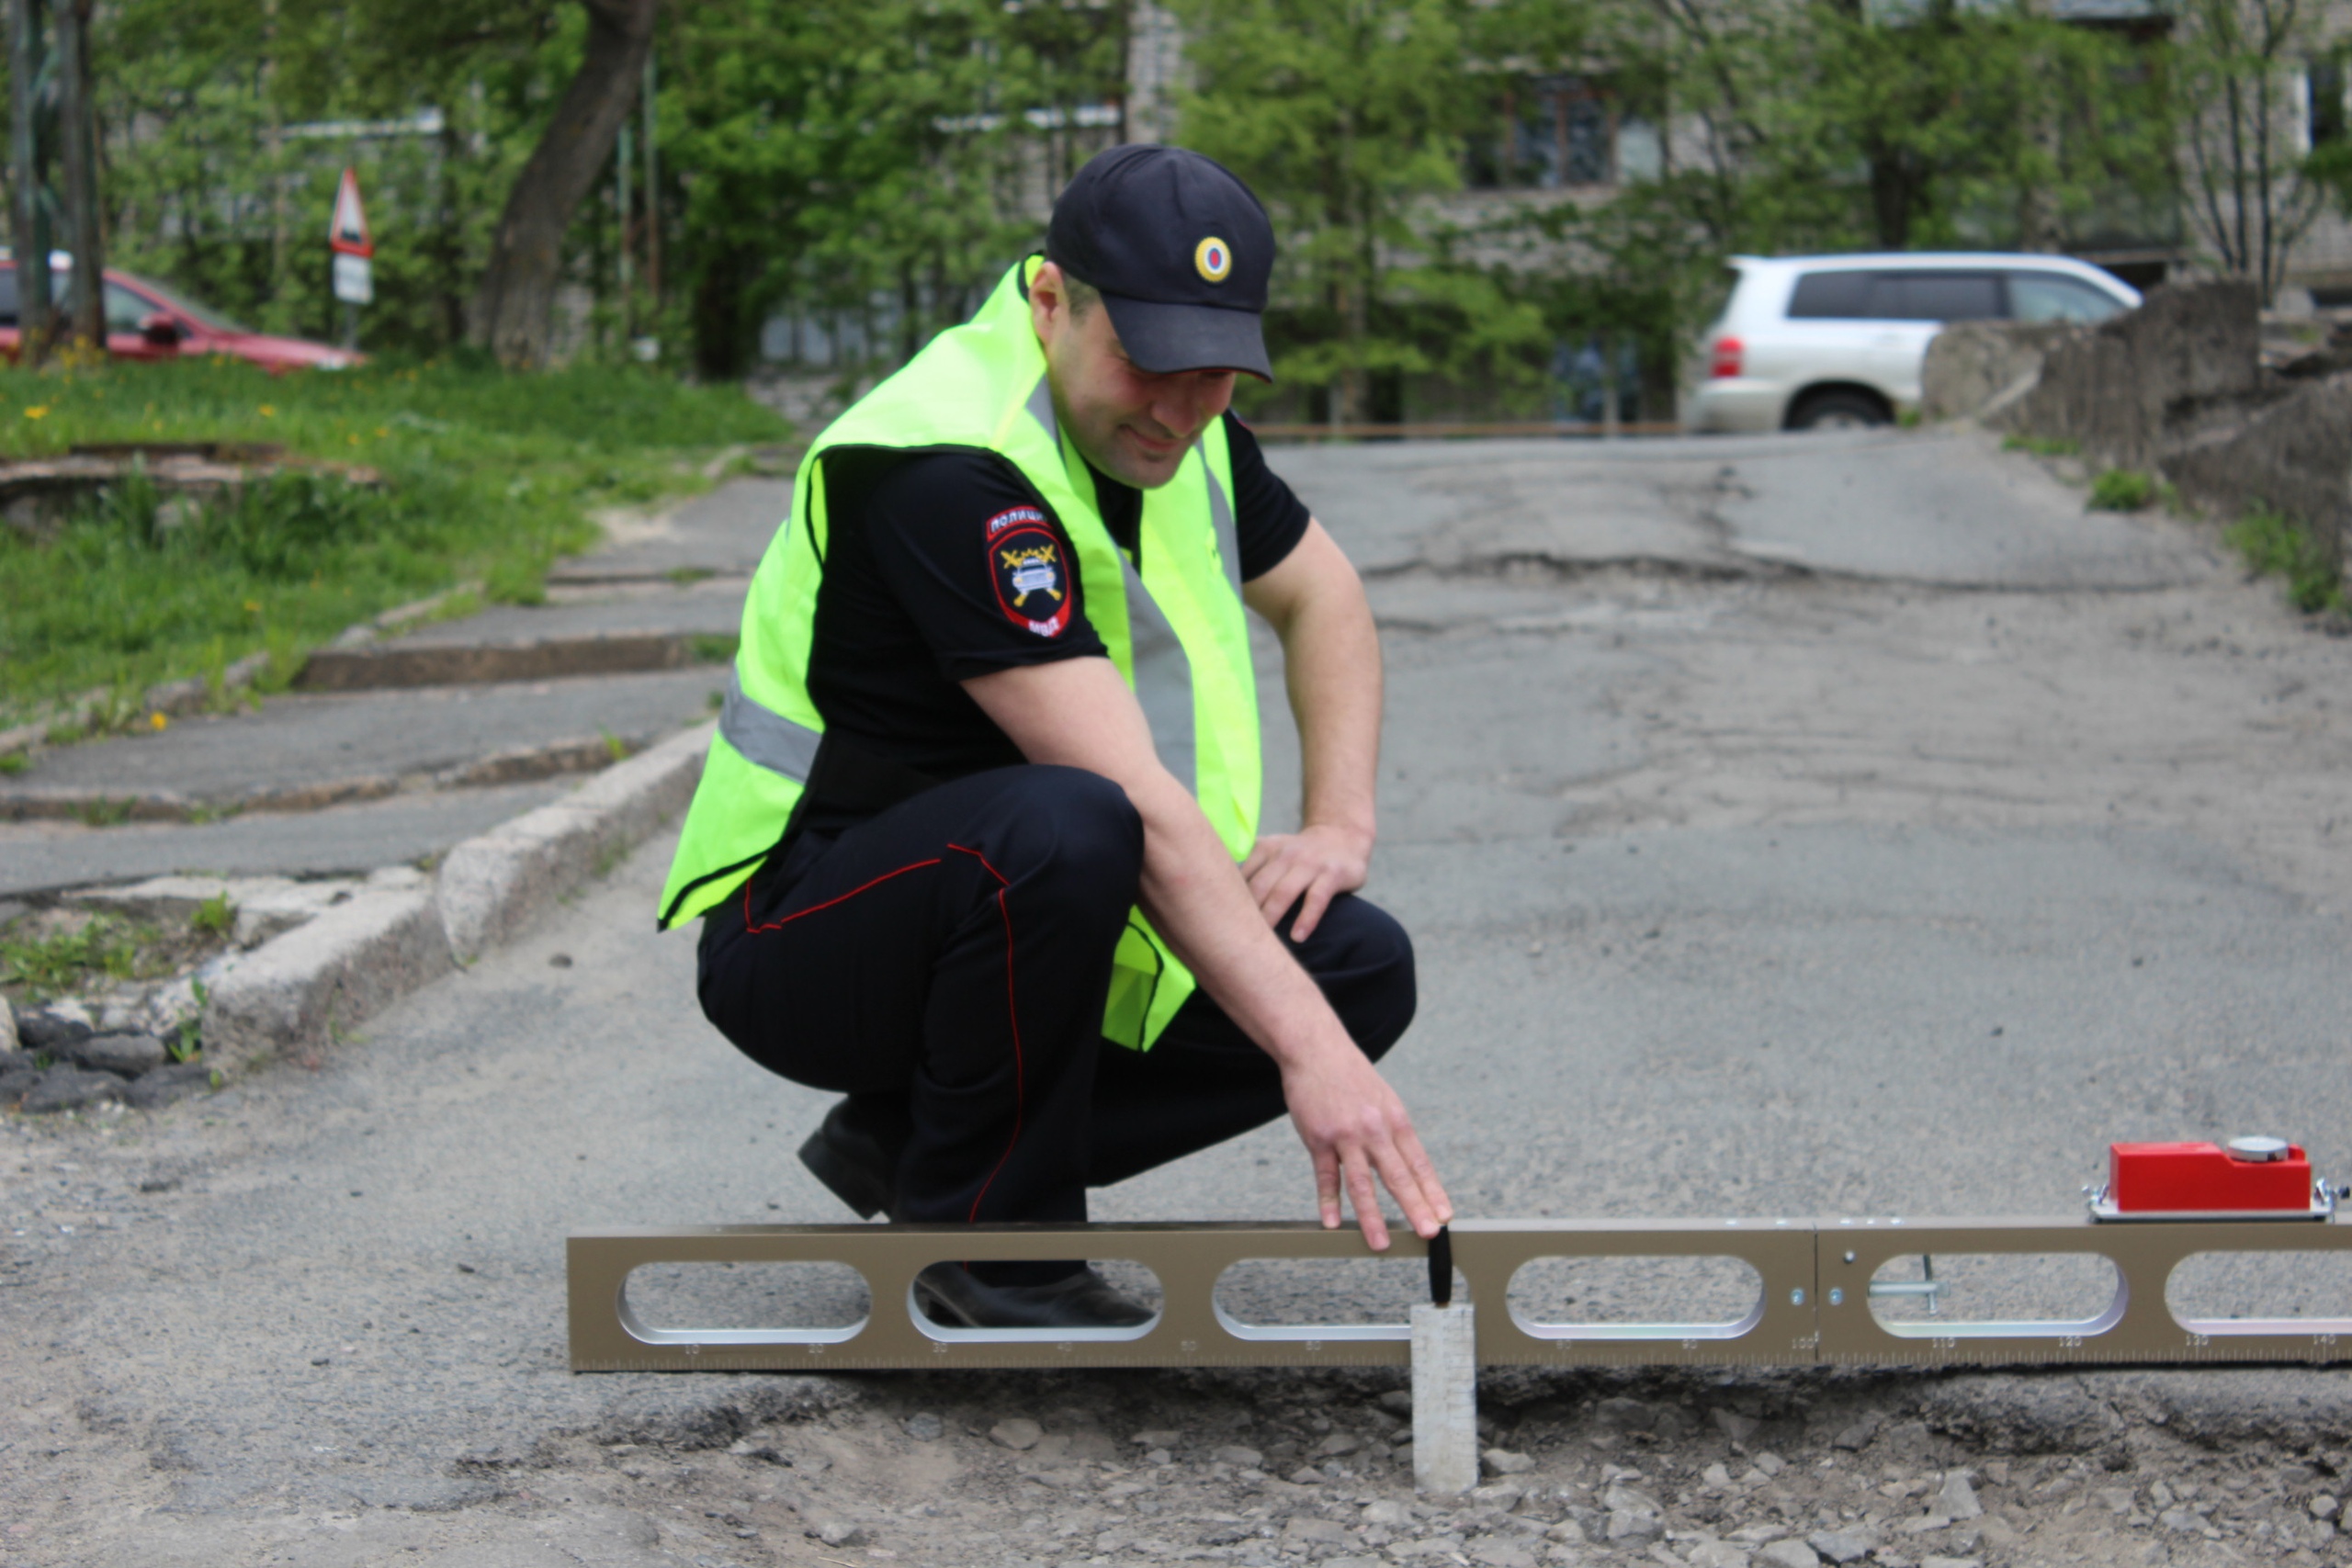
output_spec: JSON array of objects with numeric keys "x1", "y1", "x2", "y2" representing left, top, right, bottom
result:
[
  {"x1": 296, "y1": 578, "x2": 750, "y2": 693},
  {"x1": 375, "y1": 577, "x2": 749, "y2": 649},
  {"x1": 551, "y1": 477, "x2": 790, "y2": 582},
  {"x1": 0, "y1": 670, "x2": 724, "y2": 818},
  {"x1": 0, "y1": 781, "x2": 571, "y2": 896}
]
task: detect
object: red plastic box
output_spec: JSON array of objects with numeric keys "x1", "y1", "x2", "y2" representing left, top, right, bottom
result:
[{"x1": 2109, "y1": 1141, "x2": 2313, "y2": 1213}]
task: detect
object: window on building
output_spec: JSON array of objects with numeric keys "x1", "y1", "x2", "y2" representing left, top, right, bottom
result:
[
  {"x1": 1468, "y1": 75, "x2": 1653, "y2": 190},
  {"x1": 2311, "y1": 58, "x2": 2347, "y2": 149}
]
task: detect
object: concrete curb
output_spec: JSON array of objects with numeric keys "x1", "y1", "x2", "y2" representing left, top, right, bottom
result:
[
  {"x1": 436, "y1": 722, "x2": 712, "y2": 964},
  {"x1": 294, "y1": 631, "x2": 729, "y2": 693},
  {"x1": 203, "y1": 886, "x2": 456, "y2": 1063},
  {"x1": 199, "y1": 719, "x2": 714, "y2": 1058}
]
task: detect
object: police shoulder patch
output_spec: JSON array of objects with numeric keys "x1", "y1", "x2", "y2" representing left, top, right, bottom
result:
[{"x1": 986, "y1": 513, "x2": 1072, "y2": 637}]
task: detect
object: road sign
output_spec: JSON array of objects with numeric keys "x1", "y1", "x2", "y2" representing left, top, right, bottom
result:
[
  {"x1": 329, "y1": 167, "x2": 373, "y2": 309},
  {"x1": 329, "y1": 167, "x2": 372, "y2": 257},
  {"x1": 332, "y1": 252, "x2": 373, "y2": 306}
]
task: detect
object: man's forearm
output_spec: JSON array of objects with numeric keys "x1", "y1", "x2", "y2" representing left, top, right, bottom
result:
[
  {"x1": 1124, "y1": 765, "x2": 1355, "y2": 1068},
  {"x1": 1281, "y1": 571, "x2": 1382, "y2": 840},
  {"x1": 1247, "y1": 520, "x2": 1383, "y2": 840}
]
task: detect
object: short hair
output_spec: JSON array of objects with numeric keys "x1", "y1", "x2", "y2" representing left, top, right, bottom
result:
[{"x1": 1052, "y1": 265, "x2": 1102, "y2": 318}]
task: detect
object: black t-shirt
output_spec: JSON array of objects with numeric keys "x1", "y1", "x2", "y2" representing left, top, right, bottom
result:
[{"x1": 797, "y1": 410, "x2": 1310, "y2": 833}]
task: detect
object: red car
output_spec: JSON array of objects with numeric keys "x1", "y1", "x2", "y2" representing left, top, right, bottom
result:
[{"x1": 0, "y1": 253, "x2": 363, "y2": 371}]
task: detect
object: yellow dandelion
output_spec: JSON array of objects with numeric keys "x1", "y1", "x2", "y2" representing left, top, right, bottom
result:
[
  {"x1": 149, "y1": 712, "x2": 169, "y2": 731},
  {"x1": 23, "y1": 405, "x2": 48, "y2": 420},
  {"x1": 258, "y1": 404, "x2": 277, "y2": 418},
  {"x1": 243, "y1": 599, "x2": 261, "y2": 613},
  {"x1": 373, "y1": 426, "x2": 389, "y2": 438},
  {"x1": 346, "y1": 432, "x2": 360, "y2": 446}
]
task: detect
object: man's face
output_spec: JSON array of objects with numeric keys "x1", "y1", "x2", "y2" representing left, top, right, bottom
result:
[{"x1": 1032, "y1": 264, "x2": 1239, "y2": 491}]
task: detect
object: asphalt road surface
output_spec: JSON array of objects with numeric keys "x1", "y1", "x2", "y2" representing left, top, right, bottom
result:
[{"x1": 7, "y1": 427, "x2": 2352, "y2": 1566}]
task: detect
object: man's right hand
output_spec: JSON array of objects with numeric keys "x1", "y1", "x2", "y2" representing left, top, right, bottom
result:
[{"x1": 1278, "y1": 1035, "x2": 1451, "y2": 1252}]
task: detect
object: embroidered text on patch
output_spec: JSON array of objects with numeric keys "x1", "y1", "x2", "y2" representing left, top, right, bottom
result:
[{"x1": 985, "y1": 505, "x2": 1047, "y2": 537}]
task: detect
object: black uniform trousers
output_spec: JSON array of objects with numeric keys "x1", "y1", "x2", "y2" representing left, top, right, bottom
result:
[{"x1": 697, "y1": 765, "x2": 1416, "y2": 1271}]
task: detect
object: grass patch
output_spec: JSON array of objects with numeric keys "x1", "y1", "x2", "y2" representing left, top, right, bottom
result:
[
  {"x1": 0, "y1": 911, "x2": 156, "y2": 1002},
  {"x1": 2087, "y1": 468, "x2": 2156, "y2": 512},
  {"x1": 2225, "y1": 507, "x2": 2345, "y2": 615},
  {"x1": 189, "y1": 891, "x2": 236, "y2": 938},
  {"x1": 2002, "y1": 434, "x2": 2082, "y2": 457},
  {"x1": 0, "y1": 355, "x2": 788, "y2": 726},
  {"x1": 73, "y1": 795, "x2": 137, "y2": 827},
  {"x1": 689, "y1": 632, "x2": 741, "y2": 664}
]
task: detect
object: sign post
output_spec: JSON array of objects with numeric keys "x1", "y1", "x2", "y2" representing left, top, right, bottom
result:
[{"x1": 328, "y1": 166, "x2": 373, "y2": 348}]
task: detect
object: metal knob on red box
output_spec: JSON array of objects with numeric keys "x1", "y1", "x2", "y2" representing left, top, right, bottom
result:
[{"x1": 2089, "y1": 1136, "x2": 2338, "y2": 1222}]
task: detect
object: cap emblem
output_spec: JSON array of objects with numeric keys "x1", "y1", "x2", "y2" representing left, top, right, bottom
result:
[{"x1": 1194, "y1": 237, "x2": 1233, "y2": 284}]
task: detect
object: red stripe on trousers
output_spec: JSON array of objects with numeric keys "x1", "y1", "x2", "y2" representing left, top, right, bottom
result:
[
  {"x1": 741, "y1": 858, "x2": 944, "y2": 934},
  {"x1": 946, "y1": 842, "x2": 1023, "y2": 1224}
]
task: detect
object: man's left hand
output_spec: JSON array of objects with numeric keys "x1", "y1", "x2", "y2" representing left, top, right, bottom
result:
[{"x1": 1241, "y1": 823, "x2": 1373, "y2": 942}]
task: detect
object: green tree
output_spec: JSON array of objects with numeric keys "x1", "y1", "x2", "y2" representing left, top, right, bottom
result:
[
  {"x1": 2173, "y1": 0, "x2": 2335, "y2": 299},
  {"x1": 1170, "y1": 0, "x2": 1559, "y2": 423},
  {"x1": 84, "y1": 0, "x2": 580, "y2": 356},
  {"x1": 663, "y1": 0, "x2": 1127, "y2": 380}
]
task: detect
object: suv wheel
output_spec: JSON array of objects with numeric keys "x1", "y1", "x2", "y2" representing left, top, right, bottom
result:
[{"x1": 1789, "y1": 390, "x2": 1889, "y2": 431}]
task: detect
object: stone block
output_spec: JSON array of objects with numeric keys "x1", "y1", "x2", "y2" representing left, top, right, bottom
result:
[
  {"x1": 2163, "y1": 370, "x2": 2352, "y2": 577},
  {"x1": 1921, "y1": 321, "x2": 2078, "y2": 422},
  {"x1": 202, "y1": 886, "x2": 455, "y2": 1060},
  {"x1": 1412, "y1": 1302, "x2": 1478, "y2": 1495},
  {"x1": 21, "y1": 1066, "x2": 127, "y2": 1112},
  {"x1": 71, "y1": 1032, "x2": 166, "y2": 1077},
  {"x1": 2001, "y1": 280, "x2": 2262, "y2": 469},
  {"x1": 436, "y1": 722, "x2": 710, "y2": 963},
  {"x1": 124, "y1": 1060, "x2": 217, "y2": 1110}
]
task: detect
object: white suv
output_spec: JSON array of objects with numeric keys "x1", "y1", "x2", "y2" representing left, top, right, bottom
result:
[{"x1": 1688, "y1": 253, "x2": 2141, "y2": 433}]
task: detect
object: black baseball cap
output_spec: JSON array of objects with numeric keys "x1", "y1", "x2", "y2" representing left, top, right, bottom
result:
[{"x1": 1046, "y1": 144, "x2": 1276, "y2": 381}]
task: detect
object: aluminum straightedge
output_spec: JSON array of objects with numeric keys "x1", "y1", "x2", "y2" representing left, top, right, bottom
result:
[{"x1": 569, "y1": 1215, "x2": 2352, "y2": 1373}]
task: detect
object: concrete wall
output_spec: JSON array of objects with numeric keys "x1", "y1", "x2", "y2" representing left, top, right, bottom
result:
[
  {"x1": 1996, "y1": 280, "x2": 2264, "y2": 471},
  {"x1": 1925, "y1": 281, "x2": 2350, "y2": 587},
  {"x1": 2162, "y1": 373, "x2": 2352, "y2": 576},
  {"x1": 1919, "y1": 322, "x2": 2079, "y2": 423}
]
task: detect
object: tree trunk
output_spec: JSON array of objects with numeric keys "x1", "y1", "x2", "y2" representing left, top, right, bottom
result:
[
  {"x1": 55, "y1": 0, "x2": 101, "y2": 351},
  {"x1": 690, "y1": 241, "x2": 758, "y2": 380},
  {"x1": 469, "y1": 0, "x2": 658, "y2": 368},
  {"x1": 9, "y1": 0, "x2": 54, "y2": 367}
]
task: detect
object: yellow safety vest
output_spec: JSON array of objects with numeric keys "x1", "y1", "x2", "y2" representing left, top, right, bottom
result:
[{"x1": 658, "y1": 255, "x2": 1262, "y2": 1050}]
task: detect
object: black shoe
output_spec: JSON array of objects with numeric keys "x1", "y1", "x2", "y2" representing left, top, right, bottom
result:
[
  {"x1": 913, "y1": 1263, "x2": 1156, "y2": 1330},
  {"x1": 797, "y1": 1099, "x2": 910, "y2": 1220}
]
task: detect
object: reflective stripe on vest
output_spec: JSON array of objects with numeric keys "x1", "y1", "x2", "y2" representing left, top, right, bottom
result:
[
  {"x1": 1022, "y1": 376, "x2": 1222, "y2": 795},
  {"x1": 718, "y1": 668, "x2": 820, "y2": 782}
]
